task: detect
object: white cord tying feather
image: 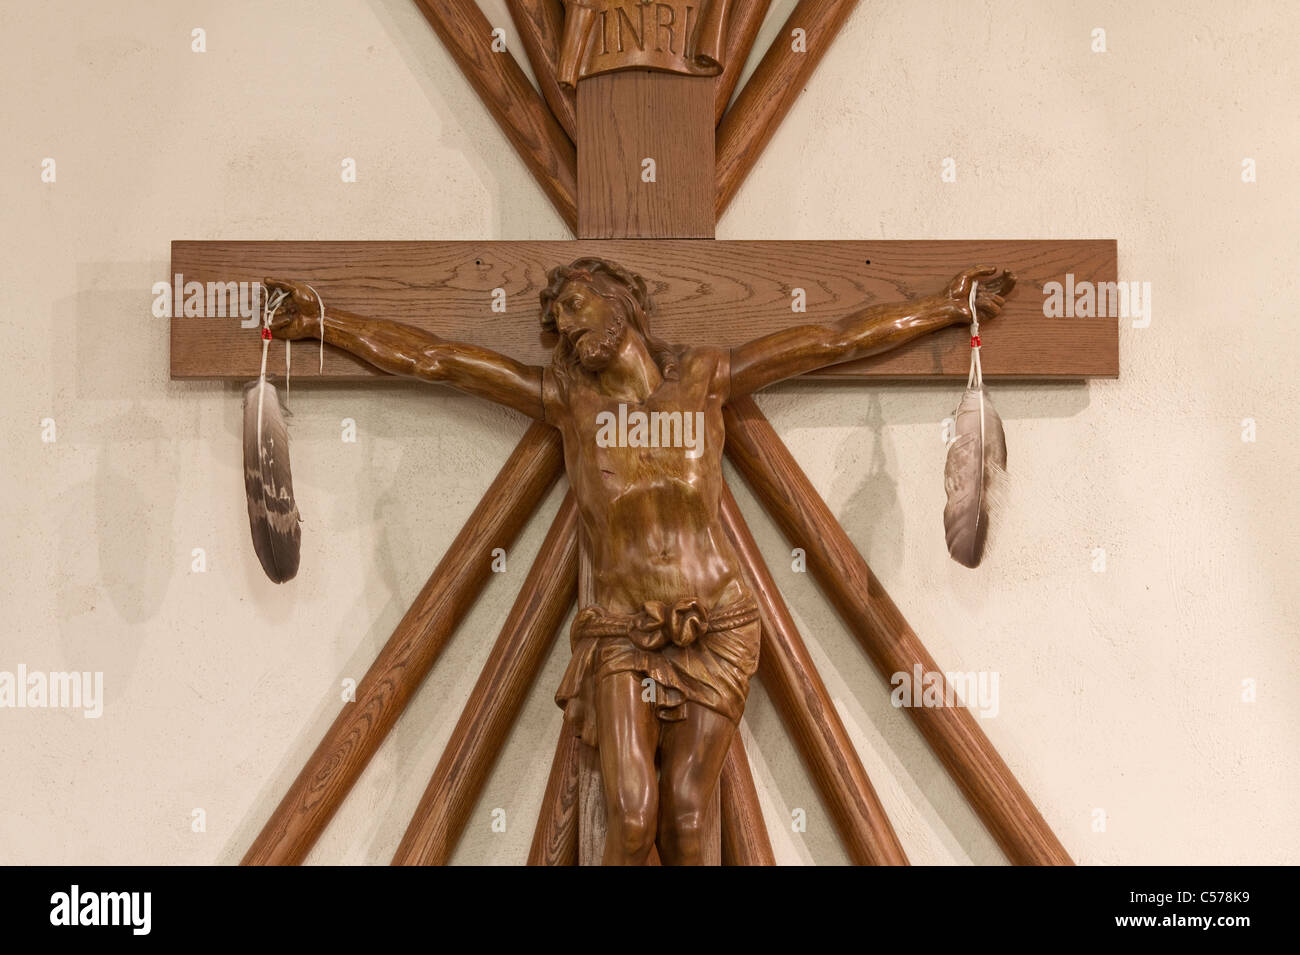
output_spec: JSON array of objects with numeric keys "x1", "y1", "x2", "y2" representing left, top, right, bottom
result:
[{"x1": 258, "y1": 287, "x2": 290, "y2": 449}]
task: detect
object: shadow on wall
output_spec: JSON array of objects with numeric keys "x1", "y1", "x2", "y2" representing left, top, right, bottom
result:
[
  {"x1": 50, "y1": 269, "x2": 186, "y2": 691},
  {"x1": 51, "y1": 424, "x2": 175, "y2": 692},
  {"x1": 835, "y1": 391, "x2": 906, "y2": 575},
  {"x1": 767, "y1": 375, "x2": 1092, "y2": 426}
]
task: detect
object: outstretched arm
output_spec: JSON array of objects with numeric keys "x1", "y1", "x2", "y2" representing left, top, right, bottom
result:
[
  {"x1": 263, "y1": 279, "x2": 545, "y2": 421},
  {"x1": 729, "y1": 266, "x2": 1015, "y2": 398}
]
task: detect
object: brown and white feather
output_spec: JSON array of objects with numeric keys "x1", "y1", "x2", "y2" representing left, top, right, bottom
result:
[
  {"x1": 943, "y1": 385, "x2": 1007, "y2": 568},
  {"x1": 243, "y1": 379, "x2": 301, "y2": 583}
]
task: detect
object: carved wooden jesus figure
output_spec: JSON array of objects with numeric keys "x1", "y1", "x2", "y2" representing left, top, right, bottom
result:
[{"x1": 265, "y1": 259, "x2": 1013, "y2": 866}]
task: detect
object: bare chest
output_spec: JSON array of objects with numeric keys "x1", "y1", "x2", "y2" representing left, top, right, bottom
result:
[{"x1": 559, "y1": 366, "x2": 726, "y2": 512}]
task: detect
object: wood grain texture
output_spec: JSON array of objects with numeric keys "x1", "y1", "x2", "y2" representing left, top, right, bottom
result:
[
  {"x1": 723, "y1": 398, "x2": 1074, "y2": 866},
  {"x1": 577, "y1": 71, "x2": 715, "y2": 238},
  {"x1": 527, "y1": 722, "x2": 581, "y2": 865},
  {"x1": 721, "y1": 484, "x2": 908, "y2": 865},
  {"x1": 506, "y1": 0, "x2": 576, "y2": 142},
  {"x1": 241, "y1": 422, "x2": 563, "y2": 866},
  {"x1": 412, "y1": 0, "x2": 577, "y2": 231},
  {"x1": 719, "y1": 732, "x2": 775, "y2": 865},
  {"x1": 574, "y1": 533, "x2": 607, "y2": 865},
  {"x1": 576, "y1": 728, "x2": 607, "y2": 866},
  {"x1": 171, "y1": 239, "x2": 1117, "y2": 381},
  {"x1": 714, "y1": 0, "x2": 771, "y2": 124},
  {"x1": 392, "y1": 492, "x2": 579, "y2": 865},
  {"x1": 716, "y1": 0, "x2": 857, "y2": 217},
  {"x1": 700, "y1": 785, "x2": 722, "y2": 866}
]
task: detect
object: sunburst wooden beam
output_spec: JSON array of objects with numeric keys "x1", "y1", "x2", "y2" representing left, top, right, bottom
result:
[
  {"x1": 506, "y1": 0, "x2": 576, "y2": 143},
  {"x1": 242, "y1": 423, "x2": 564, "y2": 866},
  {"x1": 393, "y1": 493, "x2": 579, "y2": 865},
  {"x1": 714, "y1": 0, "x2": 772, "y2": 125},
  {"x1": 527, "y1": 722, "x2": 582, "y2": 865},
  {"x1": 721, "y1": 483, "x2": 909, "y2": 865},
  {"x1": 723, "y1": 397, "x2": 1074, "y2": 866},
  {"x1": 411, "y1": 0, "x2": 578, "y2": 231},
  {"x1": 719, "y1": 733, "x2": 776, "y2": 865},
  {"x1": 716, "y1": 0, "x2": 858, "y2": 217}
]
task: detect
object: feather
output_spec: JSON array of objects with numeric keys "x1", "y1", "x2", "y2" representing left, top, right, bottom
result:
[
  {"x1": 943, "y1": 385, "x2": 1007, "y2": 568},
  {"x1": 242, "y1": 378, "x2": 301, "y2": 582}
]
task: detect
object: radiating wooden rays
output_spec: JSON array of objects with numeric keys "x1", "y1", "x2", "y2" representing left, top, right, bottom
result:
[
  {"x1": 393, "y1": 493, "x2": 580, "y2": 865},
  {"x1": 233, "y1": 0, "x2": 1077, "y2": 865},
  {"x1": 406, "y1": 0, "x2": 859, "y2": 236}
]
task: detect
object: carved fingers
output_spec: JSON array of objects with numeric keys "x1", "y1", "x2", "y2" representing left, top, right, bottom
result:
[
  {"x1": 948, "y1": 266, "x2": 1016, "y2": 323},
  {"x1": 262, "y1": 277, "x2": 320, "y2": 339}
]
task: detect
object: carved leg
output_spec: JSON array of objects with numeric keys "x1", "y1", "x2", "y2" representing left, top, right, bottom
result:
[
  {"x1": 595, "y1": 672, "x2": 659, "y2": 865},
  {"x1": 656, "y1": 703, "x2": 735, "y2": 866}
]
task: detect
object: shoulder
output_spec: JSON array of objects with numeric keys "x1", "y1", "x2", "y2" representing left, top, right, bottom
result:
[{"x1": 675, "y1": 345, "x2": 730, "y2": 400}]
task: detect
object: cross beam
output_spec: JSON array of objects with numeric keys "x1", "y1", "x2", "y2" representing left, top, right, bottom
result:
[{"x1": 170, "y1": 239, "x2": 1117, "y2": 381}]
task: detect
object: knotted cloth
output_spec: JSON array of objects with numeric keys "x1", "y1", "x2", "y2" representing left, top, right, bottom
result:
[{"x1": 555, "y1": 596, "x2": 761, "y2": 748}]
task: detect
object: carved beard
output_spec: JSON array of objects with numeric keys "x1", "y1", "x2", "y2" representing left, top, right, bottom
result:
[{"x1": 573, "y1": 307, "x2": 627, "y2": 371}]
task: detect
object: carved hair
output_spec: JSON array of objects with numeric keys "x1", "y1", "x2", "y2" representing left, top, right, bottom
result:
[{"x1": 540, "y1": 257, "x2": 679, "y2": 382}]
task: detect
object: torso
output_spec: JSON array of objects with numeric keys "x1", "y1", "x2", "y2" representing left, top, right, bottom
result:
[{"x1": 545, "y1": 346, "x2": 748, "y2": 615}]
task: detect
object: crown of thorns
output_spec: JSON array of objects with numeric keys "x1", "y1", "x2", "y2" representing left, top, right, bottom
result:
[{"x1": 539, "y1": 258, "x2": 652, "y2": 332}]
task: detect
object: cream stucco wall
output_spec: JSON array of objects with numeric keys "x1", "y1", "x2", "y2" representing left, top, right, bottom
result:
[{"x1": 1, "y1": 0, "x2": 1296, "y2": 865}]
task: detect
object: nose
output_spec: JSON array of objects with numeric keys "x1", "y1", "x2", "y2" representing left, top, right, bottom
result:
[{"x1": 556, "y1": 311, "x2": 583, "y2": 338}]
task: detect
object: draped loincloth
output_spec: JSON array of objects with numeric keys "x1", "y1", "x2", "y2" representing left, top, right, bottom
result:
[{"x1": 555, "y1": 596, "x2": 761, "y2": 748}]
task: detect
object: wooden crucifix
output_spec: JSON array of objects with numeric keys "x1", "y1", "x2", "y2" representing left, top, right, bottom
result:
[{"x1": 174, "y1": 0, "x2": 1116, "y2": 866}]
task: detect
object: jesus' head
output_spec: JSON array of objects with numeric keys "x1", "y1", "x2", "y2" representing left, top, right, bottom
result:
[{"x1": 540, "y1": 257, "x2": 677, "y2": 380}]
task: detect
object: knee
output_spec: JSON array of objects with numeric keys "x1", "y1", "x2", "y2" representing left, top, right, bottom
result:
[
  {"x1": 666, "y1": 806, "x2": 705, "y2": 849},
  {"x1": 610, "y1": 798, "x2": 657, "y2": 857},
  {"x1": 660, "y1": 778, "x2": 712, "y2": 860}
]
